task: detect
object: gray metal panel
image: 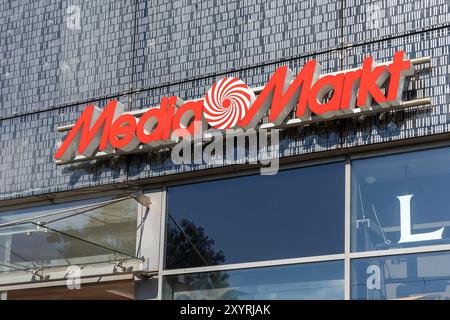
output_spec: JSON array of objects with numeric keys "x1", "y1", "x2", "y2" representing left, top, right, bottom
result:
[
  {"x1": 341, "y1": 28, "x2": 450, "y2": 147},
  {"x1": 132, "y1": 0, "x2": 342, "y2": 89},
  {"x1": 0, "y1": 98, "x2": 130, "y2": 199},
  {"x1": 136, "y1": 189, "x2": 164, "y2": 273},
  {"x1": 0, "y1": 1, "x2": 449, "y2": 202},
  {"x1": 343, "y1": 0, "x2": 449, "y2": 46},
  {"x1": 0, "y1": 34, "x2": 448, "y2": 200},
  {"x1": 135, "y1": 277, "x2": 158, "y2": 300},
  {"x1": 0, "y1": 0, "x2": 134, "y2": 118}
]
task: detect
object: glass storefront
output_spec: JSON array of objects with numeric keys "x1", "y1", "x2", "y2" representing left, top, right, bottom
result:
[
  {"x1": 160, "y1": 146, "x2": 450, "y2": 300},
  {"x1": 3, "y1": 145, "x2": 450, "y2": 300}
]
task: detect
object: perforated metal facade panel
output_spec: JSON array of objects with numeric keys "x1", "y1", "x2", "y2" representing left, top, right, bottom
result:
[{"x1": 0, "y1": 0, "x2": 449, "y2": 200}]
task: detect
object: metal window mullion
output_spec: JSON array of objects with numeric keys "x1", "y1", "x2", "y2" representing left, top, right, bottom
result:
[
  {"x1": 348, "y1": 139, "x2": 450, "y2": 161},
  {"x1": 350, "y1": 243, "x2": 450, "y2": 259},
  {"x1": 157, "y1": 187, "x2": 168, "y2": 300},
  {"x1": 344, "y1": 157, "x2": 352, "y2": 300},
  {"x1": 160, "y1": 254, "x2": 345, "y2": 276}
]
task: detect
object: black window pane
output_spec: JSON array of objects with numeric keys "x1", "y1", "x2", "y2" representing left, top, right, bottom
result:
[{"x1": 165, "y1": 162, "x2": 345, "y2": 269}]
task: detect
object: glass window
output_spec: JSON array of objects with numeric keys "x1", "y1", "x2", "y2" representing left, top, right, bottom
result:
[
  {"x1": 45, "y1": 198, "x2": 139, "y2": 257},
  {"x1": 352, "y1": 147, "x2": 450, "y2": 252},
  {"x1": 163, "y1": 261, "x2": 344, "y2": 300},
  {"x1": 0, "y1": 196, "x2": 139, "y2": 274},
  {"x1": 351, "y1": 251, "x2": 450, "y2": 300},
  {"x1": 0, "y1": 223, "x2": 133, "y2": 273},
  {"x1": 165, "y1": 162, "x2": 345, "y2": 269}
]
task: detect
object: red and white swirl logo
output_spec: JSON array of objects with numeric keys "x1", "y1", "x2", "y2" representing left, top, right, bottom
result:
[{"x1": 203, "y1": 77, "x2": 256, "y2": 129}]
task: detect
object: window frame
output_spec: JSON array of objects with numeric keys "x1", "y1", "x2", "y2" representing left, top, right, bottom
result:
[
  {"x1": 163, "y1": 159, "x2": 347, "y2": 270},
  {"x1": 157, "y1": 139, "x2": 450, "y2": 300}
]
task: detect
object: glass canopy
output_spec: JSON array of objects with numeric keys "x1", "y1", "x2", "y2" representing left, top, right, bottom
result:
[{"x1": 0, "y1": 195, "x2": 143, "y2": 277}]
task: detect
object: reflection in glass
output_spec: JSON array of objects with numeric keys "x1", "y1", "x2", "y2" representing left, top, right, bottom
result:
[
  {"x1": 0, "y1": 196, "x2": 139, "y2": 274},
  {"x1": 165, "y1": 218, "x2": 225, "y2": 269},
  {"x1": 351, "y1": 251, "x2": 450, "y2": 300},
  {"x1": 163, "y1": 261, "x2": 344, "y2": 300},
  {"x1": 0, "y1": 223, "x2": 132, "y2": 273},
  {"x1": 351, "y1": 147, "x2": 450, "y2": 252},
  {"x1": 165, "y1": 162, "x2": 345, "y2": 269},
  {"x1": 46, "y1": 198, "x2": 138, "y2": 257}
]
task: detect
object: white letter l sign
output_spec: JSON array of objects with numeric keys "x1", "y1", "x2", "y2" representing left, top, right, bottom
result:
[{"x1": 397, "y1": 194, "x2": 444, "y2": 244}]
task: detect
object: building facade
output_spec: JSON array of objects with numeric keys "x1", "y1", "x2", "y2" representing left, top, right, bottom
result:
[{"x1": 0, "y1": 0, "x2": 450, "y2": 300}]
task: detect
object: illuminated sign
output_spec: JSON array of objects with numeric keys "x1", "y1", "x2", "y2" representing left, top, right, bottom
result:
[{"x1": 55, "y1": 51, "x2": 427, "y2": 163}]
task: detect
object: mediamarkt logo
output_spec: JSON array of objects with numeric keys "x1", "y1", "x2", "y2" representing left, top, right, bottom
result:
[{"x1": 55, "y1": 51, "x2": 418, "y2": 163}]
